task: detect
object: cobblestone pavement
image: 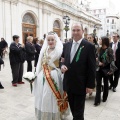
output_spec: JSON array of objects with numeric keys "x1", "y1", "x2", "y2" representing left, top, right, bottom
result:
[{"x1": 0, "y1": 56, "x2": 120, "y2": 120}]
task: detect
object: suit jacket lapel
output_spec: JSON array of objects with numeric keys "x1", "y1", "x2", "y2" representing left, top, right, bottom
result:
[
  {"x1": 116, "y1": 42, "x2": 120, "y2": 52},
  {"x1": 67, "y1": 41, "x2": 72, "y2": 65},
  {"x1": 71, "y1": 39, "x2": 85, "y2": 64}
]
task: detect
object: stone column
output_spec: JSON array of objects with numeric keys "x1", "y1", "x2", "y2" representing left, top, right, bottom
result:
[{"x1": 42, "y1": 9, "x2": 48, "y2": 36}]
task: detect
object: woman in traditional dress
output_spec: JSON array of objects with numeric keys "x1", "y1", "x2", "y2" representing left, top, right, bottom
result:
[{"x1": 33, "y1": 32, "x2": 68, "y2": 120}]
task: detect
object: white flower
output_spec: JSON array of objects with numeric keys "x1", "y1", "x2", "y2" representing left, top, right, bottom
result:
[{"x1": 23, "y1": 72, "x2": 36, "y2": 80}]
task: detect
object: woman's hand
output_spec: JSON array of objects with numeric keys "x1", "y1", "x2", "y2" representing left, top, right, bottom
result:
[
  {"x1": 107, "y1": 71, "x2": 113, "y2": 75},
  {"x1": 99, "y1": 62, "x2": 104, "y2": 66}
]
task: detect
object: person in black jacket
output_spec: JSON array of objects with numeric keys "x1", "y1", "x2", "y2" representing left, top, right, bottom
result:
[
  {"x1": 61, "y1": 23, "x2": 96, "y2": 120},
  {"x1": 25, "y1": 36, "x2": 36, "y2": 72},
  {"x1": 33, "y1": 37, "x2": 41, "y2": 68},
  {"x1": 109, "y1": 33, "x2": 120, "y2": 92},
  {"x1": 87, "y1": 33, "x2": 100, "y2": 97},
  {"x1": 9, "y1": 35, "x2": 25, "y2": 87},
  {"x1": 0, "y1": 56, "x2": 4, "y2": 89},
  {"x1": 94, "y1": 37, "x2": 115, "y2": 106},
  {"x1": 0, "y1": 38, "x2": 8, "y2": 58}
]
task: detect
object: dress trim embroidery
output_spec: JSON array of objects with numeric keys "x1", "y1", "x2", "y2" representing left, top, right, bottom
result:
[{"x1": 42, "y1": 49, "x2": 68, "y2": 112}]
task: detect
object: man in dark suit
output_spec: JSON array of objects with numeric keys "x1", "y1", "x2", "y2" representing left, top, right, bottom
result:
[
  {"x1": 33, "y1": 38, "x2": 41, "y2": 68},
  {"x1": 9, "y1": 35, "x2": 25, "y2": 87},
  {"x1": 61, "y1": 23, "x2": 96, "y2": 120},
  {"x1": 109, "y1": 33, "x2": 120, "y2": 92}
]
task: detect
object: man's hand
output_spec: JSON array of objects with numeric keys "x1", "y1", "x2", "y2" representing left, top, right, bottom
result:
[
  {"x1": 21, "y1": 44, "x2": 24, "y2": 48},
  {"x1": 61, "y1": 57, "x2": 65, "y2": 62},
  {"x1": 61, "y1": 65, "x2": 68, "y2": 73},
  {"x1": 86, "y1": 88, "x2": 93, "y2": 94}
]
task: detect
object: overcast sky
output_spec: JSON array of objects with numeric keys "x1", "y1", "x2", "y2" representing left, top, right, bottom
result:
[
  {"x1": 79, "y1": 0, "x2": 120, "y2": 13},
  {"x1": 89, "y1": 0, "x2": 120, "y2": 13}
]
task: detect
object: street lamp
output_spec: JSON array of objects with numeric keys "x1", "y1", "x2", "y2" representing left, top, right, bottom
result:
[{"x1": 63, "y1": 15, "x2": 70, "y2": 39}]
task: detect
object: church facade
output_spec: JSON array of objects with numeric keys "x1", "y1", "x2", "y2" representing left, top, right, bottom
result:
[{"x1": 0, "y1": 0, "x2": 101, "y2": 45}]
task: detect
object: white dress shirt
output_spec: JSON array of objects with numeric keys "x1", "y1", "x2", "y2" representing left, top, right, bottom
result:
[
  {"x1": 70, "y1": 38, "x2": 83, "y2": 62},
  {"x1": 112, "y1": 41, "x2": 118, "y2": 61},
  {"x1": 112, "y1": 41, "x2": 118, "y2": 51}
]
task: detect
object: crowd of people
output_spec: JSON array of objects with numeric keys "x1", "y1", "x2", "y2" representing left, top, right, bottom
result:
[
  {"x1": 0, "y1": 23, "x2": 120, "y2": 120},
  {"x1": 87, "y1": 33, "x2": 120, "y2": 105},
  {"x1": 0, "y1": 36, "x2": 44, "y2": 88}
]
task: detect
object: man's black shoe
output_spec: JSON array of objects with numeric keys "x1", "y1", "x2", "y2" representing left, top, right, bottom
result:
[
  {"x1": 0, "y1": 82, "x2": 4, "y2": 89},
  {"x1": 113, "y1": 88, "x2": 116, "y2": 92},
  {"x1": 109, "y1": 85, "x2": 112, "y2": 90}
]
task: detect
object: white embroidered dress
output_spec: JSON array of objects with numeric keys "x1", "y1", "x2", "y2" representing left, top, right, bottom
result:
[{"x1": 33, "y1": 33, "x2": 67, "y2": 120}]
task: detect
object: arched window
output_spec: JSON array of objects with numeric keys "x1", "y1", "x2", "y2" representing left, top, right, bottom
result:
[
  {"x1": 22, "y1": 13, "x2": 35, "y2": 24},
  {"x1": 53, "y1": 20, "x2": 60, "y2": 29},
  {"x1": 22, "y1": 13, "x2": 36, "y2": 44},
  {"x1": 53, "y1": 20, "x2": 61, "y2": 37}
]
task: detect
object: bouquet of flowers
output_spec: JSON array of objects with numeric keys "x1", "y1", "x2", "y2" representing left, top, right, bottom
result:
[{"x1": 23, "y1": 72, "x2": 36, "y2": 93}]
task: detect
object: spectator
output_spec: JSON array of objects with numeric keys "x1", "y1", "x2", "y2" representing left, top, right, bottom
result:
[
  {"x1": 33, "y1": 37, "x2": 41, "y2": 68},
  {"x1": 94, "y1": 36, "x2": 116, "y2": 106},
  {"x1": 64, "y1": 39, "x2": 68, "y2": 43},
  {"x1": 0, "y1": 38, "x2": 8, "y2": 58},
  {"x1": 43, "y1": 34, "x2": 46, "y2": 40},
  {"x1": 0, "y1": 56, "x2": 4, "y2": 89},
  {"x1": 25, "y1": 36, "x2": 36, "y2": 72},
  {"x1": 39, "y1": 39, "x2": 44, "y2": 47},
  {"x1": 9, "y1": 35, "x2": 25, "y2": 87}
]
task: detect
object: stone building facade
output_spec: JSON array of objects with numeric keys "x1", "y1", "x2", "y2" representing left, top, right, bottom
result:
[{"x1": 0, "y1": 0, "x2": 101, "y2": 45}]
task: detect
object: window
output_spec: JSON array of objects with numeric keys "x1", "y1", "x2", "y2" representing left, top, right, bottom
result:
[
  {"x1": 104, "y1": 9, "x2": 106, "y2": 13},
  {"x1": 107, "y1": 19, "x2": 109, "y2": 23},
  {"x1": 53, "y1": 20, "x2": 60, "y2": 28},
  {"x1": 111, "y1": 25, "x2": 116, "y2": 29},
  {"x1": 22, "y1": 13, "x2": 35, "y2": 24},
  {"x1": 99, "y1": 9, "x2": 101, "y2": 13},
  {"x1": 96, "y1": 10, "x2": 99, "y2": 14},
  {"x1": 112, "y1": 19, "x2": 114, "y2": 24}
]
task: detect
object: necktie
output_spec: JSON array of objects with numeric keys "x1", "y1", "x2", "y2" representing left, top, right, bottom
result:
[
  {"x1": 113, "y1": 43, "x2": 117, "y2": 61},
  {"x1": 70, "y1": 42, "x2": 78, "y2": 63}
]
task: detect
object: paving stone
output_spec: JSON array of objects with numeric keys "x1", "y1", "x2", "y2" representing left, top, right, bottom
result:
[{"x1": 0, "y1": 56, "x2": 120, "y2": 120}]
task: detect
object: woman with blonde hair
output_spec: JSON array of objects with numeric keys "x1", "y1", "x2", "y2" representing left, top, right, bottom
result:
[
  {"x1": 25, "y1": 36, "x2": 36, "y2": 72},
  {"x1": 39, "y1": 39, "x2": 44, "y2": 46}
]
